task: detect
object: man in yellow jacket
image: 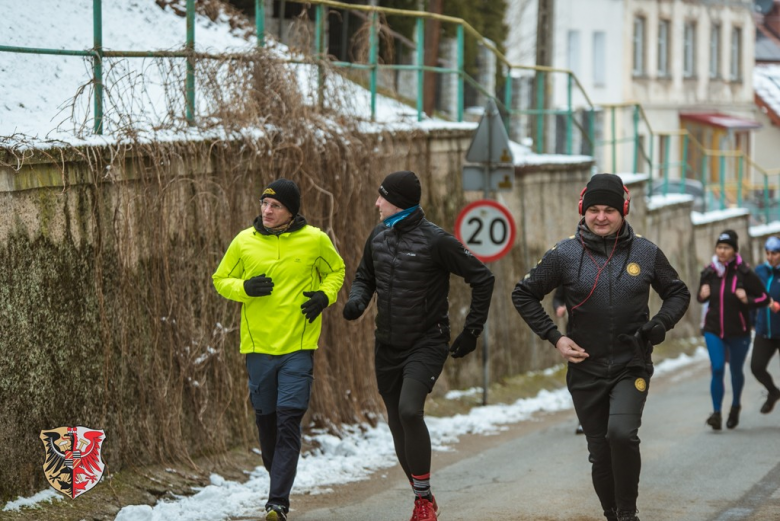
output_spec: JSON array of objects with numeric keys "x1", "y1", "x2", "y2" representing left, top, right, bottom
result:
[{"x1": 213, "y1": 178, "x2": 345, "y2": 521}]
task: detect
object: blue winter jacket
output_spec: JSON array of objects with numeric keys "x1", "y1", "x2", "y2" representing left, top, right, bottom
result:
[{"x1": 755, "y1": 262, "x2": 780, "y2": 338}]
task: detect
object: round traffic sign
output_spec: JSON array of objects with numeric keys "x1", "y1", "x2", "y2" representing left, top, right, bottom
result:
[{"x1": 454, "y1": 200, "x2": 516, "y2": 263}]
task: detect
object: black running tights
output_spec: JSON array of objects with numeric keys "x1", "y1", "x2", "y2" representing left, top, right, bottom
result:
[
  {"x1": 381, "y1": 378, "x2": 431, "y2": 482},
  {"x1": 751, "y1": 336, "x2": 780, "y2": 394}
]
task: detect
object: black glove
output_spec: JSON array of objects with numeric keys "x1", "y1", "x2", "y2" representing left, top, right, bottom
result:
[
  {"x1": 244, "y1": 274, "x2": 274, "y2": 297},
  {"x1": 639, "y1": 318, "x2": 666, "y2": 346},
  {"x1": 342, "y1": 300, "x2": 366, "y2": 321},
  {"x1": 449, "y1": 330, "x2": 478, "y2": 359},
  {"x1": 301, "y1": 291, "x2": 329, "y2": 323}
]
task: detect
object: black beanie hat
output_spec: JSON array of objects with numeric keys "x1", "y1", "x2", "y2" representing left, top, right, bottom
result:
[
  {"x1": 716, "y1": 229, "x2": 739, "y2": 252},
  {"x1": 581, "y1": 174, "x2": 627, "y2": 216},
  {"x1": 378, "y1": 170, "x2": 421, "y2": 210},
  {"x1": 261, "y1": 178, "x2": 300, "y2": 216}
]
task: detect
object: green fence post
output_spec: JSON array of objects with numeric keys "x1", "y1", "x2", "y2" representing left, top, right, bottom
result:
[
  {"x1": 456, "y1": 24, "x2": 464, "y2": 123},
  {"x1": 566, "y1": 74, "x2": 572, "y2": 155},
  {"x1": 93, "y1": 0, "x2": 103, "y2": 134},
  {"x1": 589, "y1": 109, "x2": 595, "y2": 160},
  {"x1": 701, "y1": 157, "x2": 708, "y2": 212},
  {"x1": 719, "y1": 155, "x2": 726, "y2": 210},
  {"x1": 632, "y1": 104, "x2": 639, "y2": 174},
  {"x1": 315, "y1": 3, "x2": 324, "y2": 109},
  {"x1": 536, "y1": 71, "x2": 544, "y2": 154},
  {"x1": 416, "y1": 17, "x2": 424, "y2": 122},
  {"x1": 681, "y1": 134, "x2": 689, "y2": 188},
  {"x1": 648, "y1": 131, "x2": 654, "y2": 176},
  {"x1": 315, "y1": 4, "x2": 323, "y2": 57},
  {"x1": 279, "y1": 0, "x2": 286, "y2": 42},
  {"x1": 764, "y1": 174, "x2": 771, "y2": 224},
  {"x1": 737, "y1": 156, "x2": 744, "y2": 207},
  {"x1": 610, "y1": 106, "x2": 617, "y2": 173},
  {"x1": 369, "y1": 10, "x2": 378, "y2": 121},
  {"x1": 504, "y1": 66, "x2": 513, "y2": 136},
  {"x1": 662, "y1": 135, "x2": 670, "y2": 194},
  {"x1": 186, "y1": 0, "x2": 195, "y2": 126},
  {"x1": 256, "y1": 0, "x2": 265, "y2": 47}
]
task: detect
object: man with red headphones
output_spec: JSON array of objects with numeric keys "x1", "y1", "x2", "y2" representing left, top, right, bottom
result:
[{"x1": 512, "y1": 174, "x2": 690, "y2": 521}]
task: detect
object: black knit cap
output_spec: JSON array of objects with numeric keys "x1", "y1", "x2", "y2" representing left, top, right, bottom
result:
[
  {"x1": 378, "y1": 170, "x2": 421, "y2": 210},
  {"x1": 261, "y1": 178, "x2": 300, "y2": 216},
  {"x1": 716, "y1": 229, "x2": 739, "y2": 252},
  {"x1": 582, "y1": 173, "x2": 626, "y2": 216}
]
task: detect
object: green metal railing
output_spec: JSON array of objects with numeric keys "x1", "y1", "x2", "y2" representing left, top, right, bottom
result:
[{"x1": 2, "y1": 0, "x2": 780, "y2": 223}]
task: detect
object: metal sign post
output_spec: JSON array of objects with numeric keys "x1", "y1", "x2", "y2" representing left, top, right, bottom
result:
[{"x1": 460, "y1": 99, "x2": 515, "y2": 405}]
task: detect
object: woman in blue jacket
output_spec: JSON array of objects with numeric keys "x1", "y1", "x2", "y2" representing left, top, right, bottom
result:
[
  {"x1": 751, "y1": 236, "x2": 780, "y2": 414},
  {"x1": 698, "y1": 230, "x2": 769, "y2": 430}
]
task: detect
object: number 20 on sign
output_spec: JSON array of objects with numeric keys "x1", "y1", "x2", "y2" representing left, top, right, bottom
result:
[{"x1": 454, "y1": 200, "x2": 516, "y2": 263}]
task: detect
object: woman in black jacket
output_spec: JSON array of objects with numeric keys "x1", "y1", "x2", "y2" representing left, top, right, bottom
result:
[{"x1": 698, "y1": 230, "x2": 769, "y2": 430}]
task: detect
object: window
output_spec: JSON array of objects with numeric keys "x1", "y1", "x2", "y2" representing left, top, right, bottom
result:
[
  {"x1": 567, "y1": 30, "x2": 581, "y2": 77},
  {"x1": 633, "y1": 16, "x2": 645, "y2": 76},
  {"x1": 710, "y1": 23, "x2": 721, "y2": 79},
  {"x1": 683, "y1": 22, "x2": 696, "y2": 78},
  {"x1": 730, "y1": 27, "x2": 742, "y2": 81},
  {"x1": 593, "y1": 31, "x2": 606, "y2": 87},
  {"x1": 657, "y1": 20, "x2": 670, "y2": 77}
]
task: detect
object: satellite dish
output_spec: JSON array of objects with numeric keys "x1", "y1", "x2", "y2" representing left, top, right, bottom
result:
[{"x1": 755, "y1": 0, "x2": 774, "y2": 14}]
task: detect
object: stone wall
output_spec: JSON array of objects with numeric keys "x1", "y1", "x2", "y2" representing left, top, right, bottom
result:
[
  {"x1": 1, "y1": 129, "x2": 746, "y2": 499},
  {"x1": 645, "y1": 196, "x2": 700, "y2": 339}
]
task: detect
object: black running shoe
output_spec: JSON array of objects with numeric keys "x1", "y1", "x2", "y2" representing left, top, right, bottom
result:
[
  {"x1": 761, "y1": 390, "x2": 780, "y2": 414},
  {"x1": 726, "y1": 406, "x2": 741, "y2": 429},
  {"x1": 706, "y1": 411, "x2": 722, "y2": 430}
]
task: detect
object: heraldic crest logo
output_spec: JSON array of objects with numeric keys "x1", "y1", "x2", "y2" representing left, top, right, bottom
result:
[{"x1": 39, "y1": 426, "x2": 106, "y2": 499}]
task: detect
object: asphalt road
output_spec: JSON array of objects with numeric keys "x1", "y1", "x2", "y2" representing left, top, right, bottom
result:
[{"x1": 287, "y1": 359, "x2": 780, "y2": 521}]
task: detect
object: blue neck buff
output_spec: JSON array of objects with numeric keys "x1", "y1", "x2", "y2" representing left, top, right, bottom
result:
[{"x1": 383, "y1": 205, "x2": 419, "y2": 228}]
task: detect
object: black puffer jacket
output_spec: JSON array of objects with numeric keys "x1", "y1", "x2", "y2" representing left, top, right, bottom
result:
[
  {"x1": 512, "y1": 220, "x2": 690, "y2": 376},
  {"x1": 349, "y1": 207, "x2": 494, "y2": 348}
]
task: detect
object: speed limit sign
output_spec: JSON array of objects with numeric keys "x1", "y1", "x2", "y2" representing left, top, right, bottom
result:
[{"x1": 455, "y1": 200, "x2": 516, "y2": 263}]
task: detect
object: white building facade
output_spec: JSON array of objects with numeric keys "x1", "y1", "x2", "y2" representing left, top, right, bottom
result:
[{"x1": 505, "y1": 0, "x2": 761, "y2": 190}]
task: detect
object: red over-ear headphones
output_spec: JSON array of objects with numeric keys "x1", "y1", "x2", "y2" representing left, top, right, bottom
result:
[{"x1": 578, "y1": 185, "x2": 631, "y2": 216}]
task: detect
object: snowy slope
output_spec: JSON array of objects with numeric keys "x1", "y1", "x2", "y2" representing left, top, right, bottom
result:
[
  {"x1": 0, "y1": 0, "x2": 476, "y2": 147},
  {"x1": 0, "y1": 0, "x2": 254, "y2": 142}
]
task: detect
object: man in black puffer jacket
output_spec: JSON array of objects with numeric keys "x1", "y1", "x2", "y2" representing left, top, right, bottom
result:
[
  {"x1": 512, "y1": 174, "x2": 690, "y2": 521},
  {"x1": 343, "y1": 170, "x2": 494, "y2": 521}
]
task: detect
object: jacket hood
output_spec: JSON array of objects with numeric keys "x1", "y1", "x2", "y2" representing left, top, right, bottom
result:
[{"x1": 253, "y1": 213, "x2": 308, "y2": 235}]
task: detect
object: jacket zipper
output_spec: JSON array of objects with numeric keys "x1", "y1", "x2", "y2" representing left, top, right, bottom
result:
[
  {"x1": 719, "y1": 272, "x2": 726, "y2": 338},
  {"x1": 607, "y1": 239, "x2": 614, "y2": 371},
  {"x1": 768, "y1": 272, "x2": 774, "y2": 337},
  {"x1": 388, "y1": 230, "x2": 399, "y2": 341}
]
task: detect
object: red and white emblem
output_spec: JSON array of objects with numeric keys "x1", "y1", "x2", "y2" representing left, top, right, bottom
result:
[{"x1": 40, "y1": 426, "x2": 106, "y2": 499}]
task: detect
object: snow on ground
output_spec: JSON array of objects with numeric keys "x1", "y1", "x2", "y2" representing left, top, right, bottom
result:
[
  {"x1": 1, "y1": 489, "x2": 62, "y2": 512},
  {"x1": 4, "y1": 348, "x2": 709, "y2": 520}
]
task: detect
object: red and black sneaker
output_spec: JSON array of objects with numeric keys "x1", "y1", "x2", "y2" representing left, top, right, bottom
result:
[{"x1": 412, "y1": 497, "x2": 438, "y2": 521}]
